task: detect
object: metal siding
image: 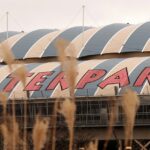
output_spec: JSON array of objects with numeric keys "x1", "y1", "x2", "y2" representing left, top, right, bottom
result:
[
  {"x1": 101, "y1": 25, "x2": 136, "y2": 54},
  {"x1": 0, "y1": 31, "x2": 19, "y2": 42},
  {"x1": 12, "y1": 29, "x2": 53, "y2": 59},
  {"x1": 79, "y1": 24, "x2": 128, "y2": 57},
  {"x1": 42, "y1": 27, "x2": 90, "y2": 57},
  {"x1": 121, "y1": 22, "x2": 150, "y2": 52},
  {"x1": 24, "y1": 31, "x2": 59, "y2": 59}
]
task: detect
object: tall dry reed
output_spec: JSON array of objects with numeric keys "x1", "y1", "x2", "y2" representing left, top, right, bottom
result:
[
  {"x1": 56, "y1": 38, "x2": 77, "y2": 150},
  {"x1": 11, "y1": 98, "x2": 18, "y2": 150},
  {"x1": 56, "y1": 38, "x2": 77, "y2": 99},
  {"x1": 0, "y1": 92, "x2": 7, "y2": 117},
  {"x1": 13, "y1": 65, "x2": 27, "y2": 87},
  {"x1": 0, "y1": 43, "x2": 21, "y2": 150},
  {"x1": 1, "y1": 123, "x2": 9, "y2": 150},
  {"x1": 55, "y1": 38, "x2": 68, "y2": 67},
  {"x1": 58, "y1": 99, "x2": 76, "y2": 150},
  {"x1": 86, "y1": 140, "x2": 98, "y2": 150},
  {"x1": 1, "y1": 116, "x2": 19, "y2": 150},
  {"x1": 103, "y1": 99, "x2": 117, "y2": 150},
  {"x1": 0, "y1": 44, "x2": 14, "y2": 71},
  {"x1": 13, "y1": 64, "x2": 28, "y2": 150},
  {"x1": 122, "y1": 89, "x2": 140, "y2": 149},
  {"x1": 51, "y1": 100, "x2": 58, "y2": 150},
  {"x1": 0, "y1": 92, "x2": 8, "y2": 150},
  {"x1": 0, "y1": 41, "x2": 51, "y2": 150},
  {"x1": 64, "y1": 48, "x2": 77, "y2": 99},
  {"x1": 32, "y1": 116, "x2": 49, "y2": 150}
]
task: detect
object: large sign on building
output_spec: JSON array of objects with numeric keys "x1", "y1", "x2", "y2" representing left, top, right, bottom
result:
[{"x1": 0, "y1": 58, "x2": 149, "y2": 99}]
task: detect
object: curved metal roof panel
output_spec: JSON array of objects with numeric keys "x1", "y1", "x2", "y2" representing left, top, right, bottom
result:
[
  {"x1": 101, "y1": 25, "x2": 137, "y2": 54},
  {"x1": 121, "y1": 22, "x2": 150, "y2": 53},
  {"x1": 23, "y1": 31, "x2": 59, "y2": 59},
  {"x1": 11, "y1": 29, "x2": 55, "y2": 59},
  {"x1": 0, "y1": 31, "x2": 19, "y2": 42},
  {"x1": 79, "y1": 23, "x2": 128, "y2": 57},
  {"x1": 64, "y1": 28, "x2": 98, "y2": 58},
  {"x1": 42, "y1": 26, "x2": 90, "y2": 57}
]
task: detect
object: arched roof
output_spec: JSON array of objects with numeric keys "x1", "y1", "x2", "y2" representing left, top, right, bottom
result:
[
  {"x1": 1, "y1": 22, "x2": 150, "y2": 60},
  {"x1": 0, "y1": 57, "x2": 149, "y2": 99},
  {"x1": 0, "y1": 22, "x2": 149, "y2": 99},
  {"x1": 0, "y1": 31, "x2": 19, "y2": 42}
]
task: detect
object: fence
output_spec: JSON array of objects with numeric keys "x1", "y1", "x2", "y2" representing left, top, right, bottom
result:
[{"x1": 0, "y1": 95, "x2": 150, "y2": 128}]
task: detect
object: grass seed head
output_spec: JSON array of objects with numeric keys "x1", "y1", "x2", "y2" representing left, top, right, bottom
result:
[
  {"x1": 0, "y1": 44, "x2": 15, "y2": 70},
  {"x1": 58, "y1": 99, "x2": 76, "y2": 129},
  {"x1": 1, "y1": 117, "x2": 20, "y2": 150},
  {"x1": 56, "y1": 38, "x2": 77, "y2": 98},
  {"x1": 13, "y1": 64, "x2": 27, "y2": 87},
  {"x1": 0, "y1": 92, "x2": 7, "y2": 111},
  {"x1": 32, "y1": 116, "x2": 49, "y2": 150},
  {"x1": 86, "y1": 140, "x2": 98, "y2": 150},
  {"x1": 58, "y1": 99, "x2": 76, "y2": 150},
  {"x1": 122, "y1": 88, "x2": 140, "y2": 147}
]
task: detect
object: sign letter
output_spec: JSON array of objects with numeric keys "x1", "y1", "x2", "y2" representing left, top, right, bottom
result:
[
  {"x1": 47, "y1": 72, "x2": 68, "y2": 90},
  {"x1": 25, "y1": 72, "x2": 52, "y2": 91},
  {"x1": 99, "y1": 68, "x2": 129, "y2": 89},
  {"x1": 76, "y1": 69, "x2": 106, "y2": 89},
  {"x1": 134, "y1": 67, "x2": 150, "y2": 87}
]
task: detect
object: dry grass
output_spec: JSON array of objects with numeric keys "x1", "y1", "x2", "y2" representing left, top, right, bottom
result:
[
  {"x1": 13, "y1": 64, "x2": 27, "y2": 87},
  {"x1": 11, "y1": 64, "x2": 28, "y2": 150},
  {"x1": 1, "y1": 116, "x2": 20, "y2": 150},
  {"x1": 103, "y1": 99, "x2": 117, "y2": 150},
  {"x1": 64, "y1": 44, "x2": 77, "y2": 99},
  {"x1": 55, "y1": 38, "x2": 77, "y2": 99},
  {"x1": 0, "y1": 92, "x2": 7, "y2": 116},
  {"x1": 0, "y1": 43, "x2": 20, "y2": 150},
  {"x1": 56, "y1": 38, "x2": 78, "y2": 150},
  {"x1": 51, "y1": 100, "x2": 58, "y2": 150},
  {"x1": 58, "y1": 99, "x2": 76, "y2": 150},
  {"x1": 23, "y1": 99, "x2": 27, "y2": 150},
  {"x1": 1, "y1": 123, "x2": 9, "y2": 150},
  {"x1": 64, "y1": 57, "x2": 77, "y2": 98},
  {"x1": 0, "y1": 37, "x2": 79, "y2": 150},
  {"x1": 0, "y1": 38, "x2": 142, "y2": 150},
  {"x1": 122, "y1": 88, "x2": 140, "y2": 148},
  {"x1": 32, "y1": 116, "x2": 49, "y2": 150},
  {"x1": 86, "y1": 140, "x2": 98, "y2": 150},
  {"x1": 0, "y1": 43, "x2": 28, "y2": 150},
  {"x1": 55, "y1": 38, "x2": 68, "y2": 67},
  {"x1": 0, "y1": 44, "x2": 14, "y2": 70}
]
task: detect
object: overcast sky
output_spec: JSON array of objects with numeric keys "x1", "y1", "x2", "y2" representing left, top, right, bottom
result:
[{"x1": 0, "y1": 0, "x2": 150, "y2": 32}]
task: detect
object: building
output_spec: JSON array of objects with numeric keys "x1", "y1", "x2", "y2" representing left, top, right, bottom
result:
[{"x1": 0, "y1": 22, "x2": 150, "y2": 149}]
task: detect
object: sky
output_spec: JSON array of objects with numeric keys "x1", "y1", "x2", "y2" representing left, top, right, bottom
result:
[{"x1": 0, "y1": 0, "x2": 150, "y2": 32}]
